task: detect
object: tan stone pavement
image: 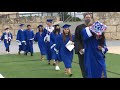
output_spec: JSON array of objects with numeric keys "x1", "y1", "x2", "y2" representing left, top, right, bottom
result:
[
  {"x1": 108, "y1": 46, "x2": 120, "y2": 55},
  {"x1": 0, "y1": 40, "x2": 120, "y2": 55}
]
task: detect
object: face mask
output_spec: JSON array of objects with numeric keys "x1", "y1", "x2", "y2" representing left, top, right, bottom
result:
[
  {"x1": 85, "y1": 19, "x2": 91, "y2": 25},
  {"x1": 56, "y1": 28, "x2": 60, "y2": 30},
  {"x1": 55, "y1": 28, "x2": 60, "y2": 31}
]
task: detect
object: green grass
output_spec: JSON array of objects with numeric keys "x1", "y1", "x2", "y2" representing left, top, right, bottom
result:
[{"x1": 0, "y1": 53, "x2": 120, "y2": 78}]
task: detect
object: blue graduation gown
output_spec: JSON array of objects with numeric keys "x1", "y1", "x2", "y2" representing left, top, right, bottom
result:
[
  {"x1": 16, "y1": 29, "x2": 25, "y2": 51},
  {"x1": 58, "y1": 34, "x2": 74, "y2": 68},
  {"x1": 44, "y1": 28, "x2": 54, "y2": 60},
  {"x1": 81, "y1": 27, "x2": 108, "y2": 78},
  {"x1": 1, "y1": 32, "x2": 13, "y2": 49},
  {"x1": 24, "y1": 29, "x2": 34, "y2": 53},
  {"x1": 50, "y1": 32, "x2": 62, "y2": 61},
  {"x1": 34, "y1": 32, "x2": 46, "y2": 55}
]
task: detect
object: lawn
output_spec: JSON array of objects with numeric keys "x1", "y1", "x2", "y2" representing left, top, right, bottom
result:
[{"x1": 0, "y1": 53, "x2": 120, "y2": 78}]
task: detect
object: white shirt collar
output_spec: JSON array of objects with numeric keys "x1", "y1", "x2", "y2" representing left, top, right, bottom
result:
[{"x1": 45, "y1": 26, "x2": 54, "y2": 33}]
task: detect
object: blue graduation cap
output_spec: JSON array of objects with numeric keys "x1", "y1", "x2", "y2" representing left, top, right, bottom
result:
[
  {"x1": 46, "y1": 19, "x2": 53, "y2": 23},
  {"x1": 62, "y1": 24, "x2": 71, "y2": 28},
  {"x1": 4, "y1": 28, "x2": 9, "y2": 30},
  {"x1": 37, "y1": 25, "x2": 43, "y2": 28},
  {"x1": 19, "y1": 24, "x2": 24, "y2": 27}
]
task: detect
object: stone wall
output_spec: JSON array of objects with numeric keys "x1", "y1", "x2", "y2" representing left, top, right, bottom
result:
[
  {"x1": 0, "y1": 15, "x2": 60, "y2": 40},
  {"x1": 2, "y1": 12, "x2": 120, "y2": 40},
  {"x1": 93, "y1": 12, "x2": 120, "y2": 40}
]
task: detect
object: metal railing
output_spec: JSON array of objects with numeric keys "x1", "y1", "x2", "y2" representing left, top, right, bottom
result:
[{"x1": 58, "y1": 12, "x2": 93, "y2": 22}]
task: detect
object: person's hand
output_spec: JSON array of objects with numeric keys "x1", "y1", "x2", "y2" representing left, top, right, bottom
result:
[
  {"x1": 24, "y1": 42, "x2": 26, "y2": 45},
  {"x1": 54, "y1": 48, "x2": 59, "y2": 54},
  {"x1": 16, "y1": 40, "x2": 20, "y2": 43},
  {"x1": 98, "y1": 46, "x2": 103, "y2": 50},
  {"x1": 71, "y1": 42, "x2": 74, "y2": 45},
  {"x1": 79, "y1": 49, "x2": 84, "y2": 55},
  {"x1": 90, "y1": 30, "x2": 98, "y2": 36},
  {"x1": 22, "y1": 41, "x2": 26, "y2": 45}
]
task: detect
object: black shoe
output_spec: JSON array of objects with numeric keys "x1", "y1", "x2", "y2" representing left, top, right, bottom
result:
[
  {"x1": 53, "y1": 62, "x2": 56, "y2": 66},
  {"x1": 18, "y1": 51, "x2": 20, "y2": 55},
  {"x1": 31, "y1": 53, "x2": 33, "y2": 56},
  {"x1": 24, "y1": 52, "x2": 27, "y2": 56},
  {"x1": 69, "y1": 74, "x2": 73, "y2": 77},
  {"x1": 48, "y1": 61, "x2": 50, "y2": 65}
]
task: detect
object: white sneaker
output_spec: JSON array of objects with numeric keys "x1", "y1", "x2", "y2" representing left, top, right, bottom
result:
[
  {"x1": 0, "y1": 74, "x2": 4, "y2": 78},
  {"x1": 55, "y1": 66, "x2": 60, "y2": 71}
]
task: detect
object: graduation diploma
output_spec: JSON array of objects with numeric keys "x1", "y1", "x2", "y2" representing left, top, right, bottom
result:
[
  {"x1": 44, "y1": 34, "x2": 50, "y2": 42},
  {"x1": 65, "y1": 40, "x2": 75, "y2": 51},
  {"x1": 4, "y1": 35, "x2": 8, "y2": 39},
  {"x1": 16, "y1": 40, "x2": 21, "y2": 45}
]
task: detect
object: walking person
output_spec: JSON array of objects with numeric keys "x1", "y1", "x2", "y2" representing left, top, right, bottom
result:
[
  {"x1": 16, "y1": 24, "x2": 26, "y2": 55},
  {"x1": 24, "y1": 25, "x2": 34, "y2": 56},
  {"x1": 74, "y1": 13, "x2": 92, "y2": 78},
  {"x1": 50, "y1": 24, "x2": 62, "y2": 70},
  {"x1": 57, "y1": 24, "x2": 74, "y2": 77},
  {"x1": 44, "y1": 19, "x2": 55, "y2": 65},
  {"x1": 1, "y1": 28, "x2": 13, "y2": 54},
  {"x1": 81, "y1": 21, "x2": 108, "y2": 78},
  {"x1": 34, "y1": 25, "x2": 46, "y2": 60}
]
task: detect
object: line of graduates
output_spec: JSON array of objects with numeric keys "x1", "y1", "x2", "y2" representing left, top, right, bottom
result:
[
  {"x1": 0, "y1": 19, "x2": 74, "y2": 77},
  {"x1": 0, "y1": 18, "x2": 109, "y2": 78},
  {"x1": 16, "y1": 24, "x2": 34, "y2": 56},
  {"x1": 34, "y1": 19, "x2": 74, "y2": 76}
]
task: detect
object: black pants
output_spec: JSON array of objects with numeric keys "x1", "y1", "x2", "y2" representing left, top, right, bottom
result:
[
  {"x1": 78, "y1": 53, "x2": 86, "y2": 78},
  {"x1": 6, "y1": 46, "x2": 10, "y2": 52}
]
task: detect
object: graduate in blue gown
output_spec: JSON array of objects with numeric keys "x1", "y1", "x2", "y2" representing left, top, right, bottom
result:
[
  {"x1": 50, "y1": 24, "x2": 62, "y2": 70},
  {"x1": 24, "y1": 25, "x2": 34, "y2": 56},
  {"x1": 44, "y1": 19, "x2": 55, "y2": 65},
  {"x1": 34, "y1": 25, "x2": 46, "y2": 60},
  {"x1": 81, "y1": 25, "x2": 108, "y2": 78},
  {"x1": 16, "y1": 24, "x2": 26, "y2": 55},
  {"x1": 57, "y1": 24, "x2": 74, "y2": 77},
  {"x1": 1, "y1": 28, "x2": 13, "y2": 54}
]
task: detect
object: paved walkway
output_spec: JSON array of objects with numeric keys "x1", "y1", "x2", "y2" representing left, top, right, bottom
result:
[
  {"x1": 0, "y1": 40, "x2": 120, "y2": 55},
  {"x1": 106, "y1": 40, "x2": 120, "y2": 54},
  {"x1": 0, "y1": 41, "x2": 40, "y2": 55}
]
